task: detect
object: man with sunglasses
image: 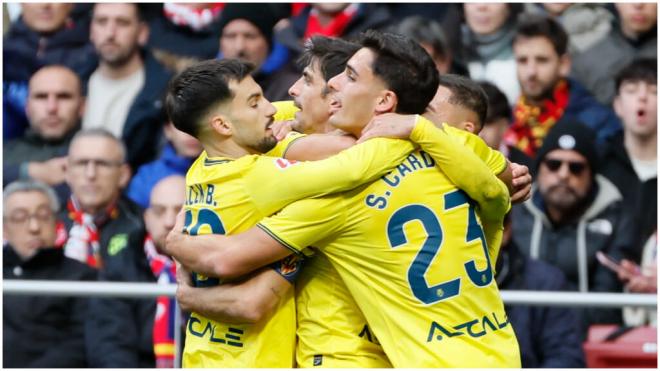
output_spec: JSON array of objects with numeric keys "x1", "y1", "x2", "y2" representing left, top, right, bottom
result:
[{"x1": 510, "y1": 117, "x2": 635, "y2": 335}]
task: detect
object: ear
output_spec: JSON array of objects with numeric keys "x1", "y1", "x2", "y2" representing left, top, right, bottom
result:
[
  {"x1": 374, "y1": 90, "x2": 398, "y2": 114},
  {"x1": 463, "y1": 121, "x2": 477, "y2": 134},
  {"x1": 137, "y1": 22, "x2": 149, "y2": 47},
  {"x1": 118, "y1": 164, "x2": 132, "y2": 189},
  {"x1": 559, "y1": 54, "x2": 571, "y2": 77},
  {"x1": 209, "y1": 115, "x2": 233, "y2": 136}
]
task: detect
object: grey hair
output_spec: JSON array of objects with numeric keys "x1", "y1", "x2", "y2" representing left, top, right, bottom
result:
[
  {"x1": 3, "y1": 180, "x2": 60, "y2": 214},
  {"x1": 70, "y1": 128, "x2": 127, "y2": 163}
]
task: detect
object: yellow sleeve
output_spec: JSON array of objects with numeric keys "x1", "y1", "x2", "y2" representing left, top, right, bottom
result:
[
  {"x1": 410, "y1": 116, "x2": 510, "y2": 221},
  {"x1": 266, "y1": 131, "x2": 306, "y2": 157},
  {"x1": 442, "y1": 124, "x2": 507, "y2": 175},
  {"x1": 248, "y1": 138, "x2": 415, "y2": 215},
  {"x1": 257, "y1": 197, "x2": 345, "y2": 256},
  {"x1": 273, "y1": 100, "x2": 299, "y2": 122}
]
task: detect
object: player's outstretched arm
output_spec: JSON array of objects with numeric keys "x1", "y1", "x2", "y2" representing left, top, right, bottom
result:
[
  {"x1": 359, "y1": 114, "x2": 510, "y2": 221},
  {"x1": 164, "y1": 211, "x2": 293, "y2": 280},
  {"x1": 176, "y1": 263, "x2": 290, "y2": 324}
]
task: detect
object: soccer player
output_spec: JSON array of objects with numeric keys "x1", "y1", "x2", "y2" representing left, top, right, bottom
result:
[
  {"x1": 165, "y1": 31, "x2": 521, "y2": 367},
  {"x1": 164, "y1": 58, "x2": 422, "y2": 367}
]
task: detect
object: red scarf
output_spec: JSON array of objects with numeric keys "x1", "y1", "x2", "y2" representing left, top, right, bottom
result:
[
  {"x1": 63, "y1": 197, "x2": 118, "y2": 269},
  {"x1": 163, "y1": 3, "x2": 224, "y2": 32},
  {"x1": 144, "y1": 235, "x2": 177, "y2": 368},
  {"x1": 504, "y1": 79, "x2": 570, "y2": 157},
  {"x1": 303, "y1": 4, "x2": 358, "y2": 40}
]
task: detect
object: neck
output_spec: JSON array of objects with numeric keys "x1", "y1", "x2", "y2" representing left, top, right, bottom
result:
[
  {"x1": 315, "y1": 121, "x2": 337, "y2": 135},
  {"x1": 546, "y1": 205, "x2": 569, "y2": 225},
  {"x1": 624, "y1": 130, "x2": 657, "y2": 161},
  {"x1": 98, "y1": 51, "x2": 144, "y2": 79},
  {"x1": 202, "y1": 136, "x2": 252, "y2": 159}
]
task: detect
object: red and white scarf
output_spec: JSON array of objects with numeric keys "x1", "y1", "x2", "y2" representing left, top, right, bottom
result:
[
  {"x1": 303, "y1": 4, "x2": 358, "y2": 40},
  {"x1": 163, "y1": 3, "x2": 224, "y2": 32},
  {"x1": 144, "y1": 235, "x2": 177, "y2": 368},
  {"x1": 63, "y1": 197, "x2": 118, "y2": 269}
]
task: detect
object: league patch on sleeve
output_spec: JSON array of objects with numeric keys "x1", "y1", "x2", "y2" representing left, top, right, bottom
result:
[
  {"x1": 269, "y1": 254, "x2": 304, "y2": 283},
  {"x1": 274, "y1": 158, "x2": 299, "y2": 169}
]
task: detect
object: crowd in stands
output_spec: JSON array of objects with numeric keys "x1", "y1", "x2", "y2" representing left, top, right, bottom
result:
[{"x1": 2, "y1": 2, "x2": 657, "y2": 368}]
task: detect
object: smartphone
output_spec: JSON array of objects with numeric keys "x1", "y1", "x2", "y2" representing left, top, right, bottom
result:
[{"x1": 596, "y1": 251, "x2": 622, "y2": 273}]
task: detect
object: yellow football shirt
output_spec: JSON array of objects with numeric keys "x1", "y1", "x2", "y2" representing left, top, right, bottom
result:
[
  {"x1": 259, "y1": 119, "x2": 520, "y2": 367},
  {"x1": 181, "y1": 136, "x2": 416, "y2": 367}
]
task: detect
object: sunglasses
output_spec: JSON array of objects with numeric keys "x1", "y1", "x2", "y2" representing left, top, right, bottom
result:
[{"x1": 543, "y1": 159, "x2": 587, "y2": 176}]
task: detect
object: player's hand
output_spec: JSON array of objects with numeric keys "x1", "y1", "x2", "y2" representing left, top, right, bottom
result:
[
  {"x1": 271, "y1": 120, "x2": 294, "y2": 141},
  {"x1": 510, "y1": 162, "x2": 532, "y2": 204},
  {"x1": 175, "y1": 260, "x2": 195, "y2": 312},
  {"x1": 164, "y1": 209, "x2": 187, "y2": 256},
  {"x1": 28, "y1": 156, "x2": 68, "y2": 185},
  {"x1": 357, "y1": 113, "x2": 417, "y2": 144}
]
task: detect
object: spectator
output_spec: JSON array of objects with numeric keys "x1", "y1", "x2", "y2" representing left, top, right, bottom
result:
[
  {"x1": 390, "y1": 16, "x2": 465, "y2": 75},
  {"x1": 3, "y1": 180, "x2": 96, "y2": 368},
  {"x1": 600, "y1": 58, "x2": 657, "y2": 256},
  {"x1": 572, "y1": 3, "x2": 657, "y2": 105},
  {"x1": 126, "y1": 121, "x2": 201, "y2": 209},
  {"x1": 530, "y1": 3, "x2": 613, "y2": 53},
  {"x1": 86, "y1": 175, "x2": 185, "y2": 368},
  {"x1": 459, "y1": 3, "x2": 523, "y2": 105},
  {"x1": 60, "y1": 129, "x2": 144, "y2": 270},
  {"x1": 3, "y1": 3, "x2": 96, "y2": 140},
  {"x1": 511, "y1": 118, "x2": 635, "y2": 328},
  {"x1": 217, "y1": 3, "x2": 298, "y2": 101},
  {"x1": 504, "y1": 15, "x2": 622, "y2": 158},
  {"x1": 277, "y1": 3, "x2": 391, "y2": 57},
  {"x1": 84, "y1": 3, "x2": 172, "y2": 171},
  {"x1": 146, "y1": 3, "x2": 225, "y2": 72},
  {"x1": 3, "y1": 65, "x2": 84, "y2": 203},
  {"x1": 478, "y1": 81, "x2": 533, "y2": 168},
  {"x1": 496, "y1": 214, "x2": 585, "y2": 368},
  {"x1": 618, "y1": 231, "x2": 657, "y2": 326}
]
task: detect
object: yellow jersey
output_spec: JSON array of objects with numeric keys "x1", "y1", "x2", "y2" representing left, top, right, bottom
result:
[
  {"x1": 259, "y1": 119, "x2": 521, "y2": 367},
  {"x1": 181, "y1": 135, "x2": 415, "y2": 367}
]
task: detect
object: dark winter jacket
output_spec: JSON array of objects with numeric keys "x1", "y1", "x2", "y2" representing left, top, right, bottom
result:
[
  {"x1": 3, "y1": 246, "x2": 97, "y2": 368},
  {"x1": 496, "y1": 241, "x2": 585, "y2": 368},
  {"x1": 563, "y1": 78, "x2": 622, "y2": 144},
  {"x1": 511, "y1": 175, "x2": 633, "y2": 293},
  {"x1": 598, "y1": 132, "x2": 657, "y2": 259},
  {"x1": 84, "y1": 238, "x2": 157, "y2": 368},
  {"x1": 571, "y1": 23, "x2": 657, "y2": 105},
  {"x1": 126, "y1": 143, "x2": 195, "y2": 209}
]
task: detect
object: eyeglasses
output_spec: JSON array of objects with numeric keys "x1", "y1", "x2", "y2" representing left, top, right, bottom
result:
[
  {"x1": 543, "y1": 158, "x2": 587, "y2": 176},
  {"x1": 5, "y1": 207, "x2": 55, "y2": 225},
  {"x1": 69, "y1": 158, "x2": 122, "y2": 173}
]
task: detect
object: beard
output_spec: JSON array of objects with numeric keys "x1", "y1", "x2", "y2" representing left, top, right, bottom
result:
[
  {"x1": 251, "y1": 135, "x2": 278, "y2": 154},
  {"x1": 542, "y1": 183, "x2": 587, "y2": 212},
  {"x1": 98, "y1": 43, "x2": 138, "y2": 68}
]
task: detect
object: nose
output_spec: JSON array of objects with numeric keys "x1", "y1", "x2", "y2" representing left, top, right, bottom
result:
[
  {"x1": 327, "y1": 73, "x2": 342, "y2": 92},
  {"x1": 266, "y1": 101, "x2": 277, "y2": 117},
  {"x1": 556, "y1": 162, "x2": 571, "y2": 180},
  {"x1": 288, "y1": 77, "x2": 302, "y2": 98},
  {"x1": 46, "y1": 94, "x2": 58, "y2": 113},
  {"x1": 84, "y1": 161, "x2": 97, "y2": 179},
  {"x1": 163, "y1": 208, "x2": 179, "y2": 230},
  {"x1": 27, "y1": 215, "x2": 41, "y2": 233}
]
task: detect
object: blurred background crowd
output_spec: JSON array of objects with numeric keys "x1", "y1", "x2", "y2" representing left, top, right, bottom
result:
[{"x1": 2, "y1": 2, "x2": 657, "y2": 368}]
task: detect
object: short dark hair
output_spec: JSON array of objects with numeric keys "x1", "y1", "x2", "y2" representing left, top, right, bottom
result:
[
  {"x1": 93, "y1": 3, "x2": 145, "y2": 22},
  {"x1": 615, "y1": 58, "x2": 657, "y2": 93},
  {"x1": 165, "y1": 59, "x2": 254, "y2": 138},
  {"x1": 297, "y1": 36, "x2": 360, "y2": 82},
  {"x1": 360, "y1": 30, "x2": 439, "y2": 115},
  {"x1": 391, "y1": 16, "x2": 450, "y2": 61},
  {"x1": 438, "y1": 74, "x2": 488, "y2": 130},
  {"x1": 514, "y1": 14, "x2": 568, "y2": 56},
  {"x1": 478, "y1": 81, "x2": 511, "y2": 125}
]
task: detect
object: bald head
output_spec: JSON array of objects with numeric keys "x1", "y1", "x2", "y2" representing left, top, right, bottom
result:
[
  {"x1": 145, "y1": 175, "x2": 186, "y2": 249},
  {"x1": 27, "y1": 65, "x2": 84, "y2": 140}
]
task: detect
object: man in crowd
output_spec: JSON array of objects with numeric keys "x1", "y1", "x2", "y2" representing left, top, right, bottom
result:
[
  {"x1": 3, "y1": 180, "x2": 96, "y2": 367},
  {"x1": 60, "y1": 129, "x2": 144, "y2": 269},
  {"x1": 600, "y1": 58, "x2": 657, "y2": 259},
  {"x1": 504, "y1": 15, "x2": 621, "y2": 158},
  {"x1": 84, "y1": 3, "x2": 171, "y2": 170},
  {"x1": 510, "y1": 118, "x2": 636, "y2": 332},
  {"x1": 4, "y1": 65, "x2": 84, "y2": 202}
]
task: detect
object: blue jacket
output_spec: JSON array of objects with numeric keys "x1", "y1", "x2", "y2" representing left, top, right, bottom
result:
[
  {"x1": 564, "y1": 78, "x2": 622, "y2": 144},
  {"x1": 126, "y1": 143, "x2": 194, "y2": 209},
  {"x1": 496, "y1": 242, "x2": 586, "y2": 368}
]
